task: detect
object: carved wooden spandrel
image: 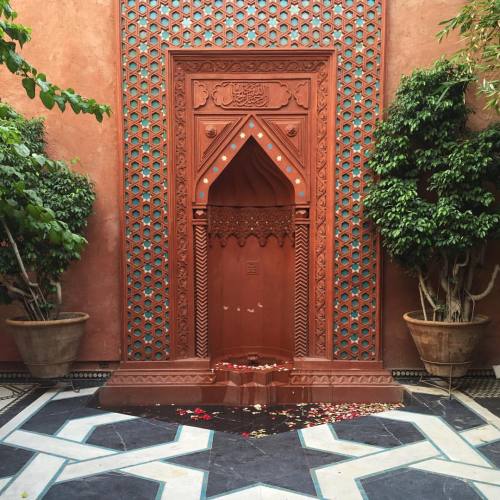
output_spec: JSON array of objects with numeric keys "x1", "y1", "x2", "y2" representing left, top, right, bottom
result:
[
  {"x1": 260, "y1": 115, "x2": 308, "y2": 168},
  {"x1": 194, "y1": 116, "x2": 243, "y2": 172},
  {"x1": 193, "y1": 114, "x2": 307, "y2": 205}
]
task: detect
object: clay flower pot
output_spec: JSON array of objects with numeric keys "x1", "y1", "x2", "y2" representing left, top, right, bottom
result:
[
  {"x1": 6, "y1": 312, "x2": 89, "y2": 378},
  {"x1": 403, "y1": 311, "x2": 489, "y2": 378}
]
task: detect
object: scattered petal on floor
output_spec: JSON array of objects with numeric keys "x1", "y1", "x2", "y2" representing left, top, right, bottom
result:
[{"x1": 170, "y1": 402, "x2": 403, "y2": 437}]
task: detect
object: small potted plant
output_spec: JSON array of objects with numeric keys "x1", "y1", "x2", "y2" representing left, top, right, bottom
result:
[
  {"x1": 364, "y1": 60, "x2": 500, "y2": 378},
  {"x1": 0, "y1": 102, "x2": 95, "y2": 378}
]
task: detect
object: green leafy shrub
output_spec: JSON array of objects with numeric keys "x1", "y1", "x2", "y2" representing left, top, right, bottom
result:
[
  {"x1": 438, "y1": 0, "x2": 500, "y2": 112},
  {"x1": 0, "y1": 102, "x2": 95, "y2": 319},
  {"x1": 364, "y1": 60, "x2": 500, "y2": 322},
  {"x1": 0, "y1": 0, "x2": 110, "y2": 120}
]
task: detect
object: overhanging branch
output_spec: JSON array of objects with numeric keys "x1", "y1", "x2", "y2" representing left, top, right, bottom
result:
[{"x1": 468, "y1": 264, "x2": 500, "y2": 301}]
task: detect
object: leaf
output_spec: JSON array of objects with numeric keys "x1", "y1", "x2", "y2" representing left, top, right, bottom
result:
[
  {"x1": 5, "y1": 50, "x2": 21, "y2": 73},
  {"x1": 22, "y1": 77, "x2": 36, "y2": 98},
  {"x1": 53, "y1": 94, "x2": 66, "y2": 112},
  {"x1": 13, "y1": 143, "x2": 30, "y2": 157},
  {"x1": 32, "y1": 154, "x2": 46, "y2": 167},
  {"x1": 36, "y1": 77, "x2": 49, "y2": 93},
  {"x1": 48, "y1": 227, "x2": 62, "y2": 245},
  {"x1": 69, "y1": 100, "x2": 81, "y2": 114},
  {"x1": 39, "y1": 90, "x2": 55, "y2": 110}
]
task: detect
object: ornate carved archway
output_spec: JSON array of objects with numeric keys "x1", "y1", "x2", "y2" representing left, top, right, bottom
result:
[
  {"x1": 169, "y1": 50, "x2": 334, "y2": 362},
  {"x1": 102, "y1": 50, "x2": 401, "y2": 405}
]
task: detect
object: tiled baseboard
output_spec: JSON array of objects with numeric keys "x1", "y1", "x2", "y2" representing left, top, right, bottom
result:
[
  {"x1": 0, "y1": 371, "x2": 112, "y2": 383},
  {"x1": 0, "y1": 369, "x2": 494, "y2": 383},
  {"x1": 392, "y1": 368, "x2": 495, "y2": 379}
]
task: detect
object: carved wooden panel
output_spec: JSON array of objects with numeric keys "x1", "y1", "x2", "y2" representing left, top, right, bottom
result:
[
  {"x1": 121, "y1": 0, "x2": 384, "y2": 362},
  {"x1": 208, "y1": 206, "x2": 295, "y2": 248},
  {"x1": 193, "y1": 114, "x2": 307, "y2": 205},
  {"x1": 211, "y1": 81, "x2": 291, "y2": 109},
  {"x1": 193, "y1": 221, "x2": 208, "y2": 358},
  {"x1": 294, "y1": 221, "x2": 309, "y2": 357},
  {"x1": 169, "y1": 50, "x2": 334, "y2": 360}
]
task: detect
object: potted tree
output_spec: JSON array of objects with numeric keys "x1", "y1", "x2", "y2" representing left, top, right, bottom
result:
[
  {"x1": 364, "y1": 60, "x2": 500, "y2": 378},
  {"x1": 0, "y1": 1, "x2": 108, "y2": 378},
  {"x1": 0, "y1": 103, "x2": 95, "y2": 377}
]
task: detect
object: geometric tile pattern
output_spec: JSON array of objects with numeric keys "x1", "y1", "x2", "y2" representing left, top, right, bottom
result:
[
  {"x1": 0, "y1": 387, "x2": 211, "y2": 499},
  {"x1": 121, "y1": 0, "x2": 384, "y2": 361},
  {"x1": 302, "y1": 412, "x2": 500, "y2": 499},
  {"x1": 1, "y1": 384, "x2": 500, "y2": 499},
  {"x1": 458, "y1": 379, "x2": 500, "y2": 398},
  {"x1": 0, "y1": 385, "x2": 35, "y2": 415}
]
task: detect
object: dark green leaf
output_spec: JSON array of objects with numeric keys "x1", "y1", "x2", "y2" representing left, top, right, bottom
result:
[{"x1": 21, "y1": 77, "x2": 35, "y2": 98}]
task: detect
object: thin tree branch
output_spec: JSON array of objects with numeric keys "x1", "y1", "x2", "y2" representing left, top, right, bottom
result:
[
  {"x1": 468, "y1": 264, "x2": 500, "y2": 301},
  {"x1": 1, "y1": 218, "x2": 39, "y2": 287},
  {"x1": 418, "y1": 271, "x2": 437, "y2": 312},
  {"x1": 465, "y1": 289, "x2": 477, "y2": 322},
  {"x1": 51, "y1": 281, "x2": 61, "y2": 319},
  {"x1": 1, "y1": 281, "x2": 31, "y2": 298},
  {"x1": 454, "y1": 250, "x2": 470, "y2": 277},
  {"x1": 418, "y1": 283, "x2": 429, "y2": 321}
]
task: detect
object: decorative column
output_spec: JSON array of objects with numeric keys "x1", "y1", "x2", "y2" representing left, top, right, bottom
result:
[
  {"x1": 193, "y1": 208, "x2": 209, "y2": 358},
  {"x1": 294, "y1": 207, "x2": 309, "y2": 357}
]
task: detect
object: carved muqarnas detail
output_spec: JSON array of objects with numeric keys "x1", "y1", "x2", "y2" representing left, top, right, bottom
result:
[{"x1": 208, "y1": 206, "x2": 295, "y2": 247}]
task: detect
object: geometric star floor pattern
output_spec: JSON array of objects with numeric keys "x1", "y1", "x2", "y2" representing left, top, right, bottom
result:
[{"x1": 0, "y1": 383, "x2": 499, "y2": 499}]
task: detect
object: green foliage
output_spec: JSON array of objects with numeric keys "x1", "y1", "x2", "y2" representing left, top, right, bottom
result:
[
  {"x1": 364, "y1": 60, "x2": 500, "y2": 322},
  {"x1": 438, "y1": 0, "x2": 500, "y2": 112},
  {"x1": 0, "y1": 0, "x2": 110, "y2": 121},
  {"x1": 0, "y1": 102, "x2": 95, "y2": 318}
]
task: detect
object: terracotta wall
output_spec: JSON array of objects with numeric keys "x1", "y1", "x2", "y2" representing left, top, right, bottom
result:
[
  {"x1": 382, "y1": 0, "x2": 500, "y2": 368},
  {"x1": 0, "y1": 0, "x2": 123, "y2": 364},
  {"x1": 0, "y1": 1, "x2": 498, "y2": 369}
]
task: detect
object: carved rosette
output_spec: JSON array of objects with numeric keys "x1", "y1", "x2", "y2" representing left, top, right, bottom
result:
[
  {"x1": 289, "y1": 372, "x2": 395, "y2": 385},
  {"x1": 107, "y1": 371, "x2": 216, "y2": 386}
]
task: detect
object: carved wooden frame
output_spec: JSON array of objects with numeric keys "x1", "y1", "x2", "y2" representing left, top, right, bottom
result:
[{"x1": 168, "y1": 50, "x2": 335, "y2": 361}]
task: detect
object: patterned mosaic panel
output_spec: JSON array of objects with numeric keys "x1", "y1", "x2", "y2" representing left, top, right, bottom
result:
[{"x1": 121, "y1": 0, "x2": 383, "y2": 361}]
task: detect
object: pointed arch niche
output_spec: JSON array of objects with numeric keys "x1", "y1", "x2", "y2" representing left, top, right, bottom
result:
[
  {"x1": 187, "y1": 78, "x2": 316, "y2": 363},
  {"x1": 207, "y1": 137, "x2": 295, "y2": 362}
]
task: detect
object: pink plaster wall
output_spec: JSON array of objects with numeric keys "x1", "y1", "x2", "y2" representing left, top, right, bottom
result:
[
  {"x1": 0, "y1": 1, "x2": 498, "y2": 370},
  {"x1": 0, "y1": 0, "x2": 123, "y2": 362},
  {"x1": 382, "y1": 0, "x2": 500, "y2": 368}
]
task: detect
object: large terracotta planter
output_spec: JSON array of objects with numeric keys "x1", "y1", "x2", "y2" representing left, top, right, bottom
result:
[
  {"x1": 6, "y1": 312, "x2": 89, "y2": 378},
  {"x1": 403, "y1": 311, "x2": 489, "y2": 378}
]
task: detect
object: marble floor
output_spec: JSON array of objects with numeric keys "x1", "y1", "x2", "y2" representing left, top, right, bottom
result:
[{"x1": 0, "y1": 382, "x2": 499, "y2": 499}]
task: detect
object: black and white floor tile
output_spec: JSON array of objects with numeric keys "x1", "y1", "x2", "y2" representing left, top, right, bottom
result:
[
  {"x1": 0, "y1": 385, "x2": 36, "y2": 416},
  {"x1": 0, "y1": 383, "x2": 499, "y2": 499}
]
